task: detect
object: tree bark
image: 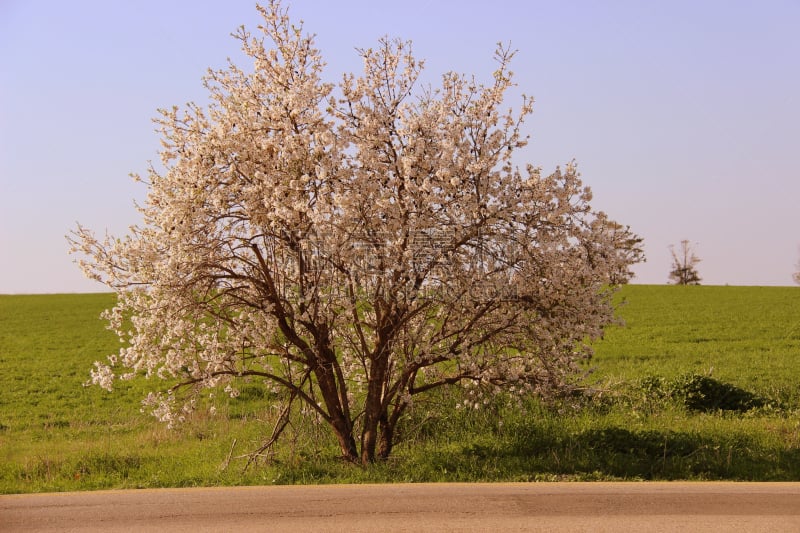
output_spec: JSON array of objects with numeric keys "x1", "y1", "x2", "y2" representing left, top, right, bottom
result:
[
  {"x1": 312, "y1": 363, "x2": 358, "y2": 462},
  {"x1": 361, "y1": 353, "x2": 389, "y2": 464},
  {"x1": 378, "y1": 398, "x2": 406, "y2": 460},
  {"x1": 377, "y1": 415, "x2": 394, "y2": 460},
  {"x1": 332, "y1": 418, "x2": 359, "y2": 462}
]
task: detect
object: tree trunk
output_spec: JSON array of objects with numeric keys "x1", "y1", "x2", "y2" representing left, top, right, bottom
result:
[
  {"x1": 377, "y1": 416, "x2": 394, "y2": 460},
  {"x1": 361, "y1": 352, "x2": 389, "y2": 464},
  {"x1": 378, "y1": 399, "x2": 406, "y2": 460},
  {"x1": 312, "y1": 362, "x2": 358, "y2": 462},
  {"x1": 360, "y1": 399, "x2": 380, "y2": 464},
  {"x1": 331, "y1": 417, "x2": 359, "y2": 462}
]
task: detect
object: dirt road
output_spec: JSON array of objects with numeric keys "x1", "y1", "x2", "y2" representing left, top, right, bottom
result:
[{"x1": 3, "y1": 482, "x2": 800, "y2": 532}]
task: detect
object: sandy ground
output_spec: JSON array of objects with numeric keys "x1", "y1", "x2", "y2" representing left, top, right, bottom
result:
[{"x1": 2, "y1": 482, "x2": 800, "y2": 532}]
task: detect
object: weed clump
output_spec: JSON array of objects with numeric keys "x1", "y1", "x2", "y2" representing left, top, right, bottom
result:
[{"x1": 635, "y1": 373, "x2": 766, "y2": 413}]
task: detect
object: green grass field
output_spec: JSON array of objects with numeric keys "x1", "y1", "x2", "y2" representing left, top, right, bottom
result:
[
  {"x1": 1, "y1": 285, "x2": 799, "y2": 493},
  {"x1": 594, "y1": 285, "x2": 800, "y2": 394}
]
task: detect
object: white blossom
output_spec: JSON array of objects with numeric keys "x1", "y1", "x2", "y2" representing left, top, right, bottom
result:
[{"x1": 68, "y1": 0, "x2": 643, "y2": 464}]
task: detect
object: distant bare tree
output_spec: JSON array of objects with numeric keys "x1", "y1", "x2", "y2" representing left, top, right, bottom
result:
[
  {"x1": 668, "y1": 240, "x2": 701, "y2": 285},
  {"x1": 794, "y1": 248, "x2": 800, "y2": 285}
]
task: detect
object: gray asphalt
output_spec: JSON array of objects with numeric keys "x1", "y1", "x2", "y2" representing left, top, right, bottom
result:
[{"x1": 3, "y1": 482, "x2": 800, "y2": 532}]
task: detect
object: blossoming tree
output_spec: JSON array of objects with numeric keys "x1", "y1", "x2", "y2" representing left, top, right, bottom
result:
[{"x1": 70, "y1": 1, "x2": 643, "y2": 464}]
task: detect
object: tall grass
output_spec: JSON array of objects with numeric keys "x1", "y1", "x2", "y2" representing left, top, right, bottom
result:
[{"x1": 1, "y1": 285, "x2": 799, "y2": 493}]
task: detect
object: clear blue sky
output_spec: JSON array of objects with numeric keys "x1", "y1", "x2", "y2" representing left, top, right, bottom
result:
[{"x1": 1, "y1": 0, "x2": 799, "y2": 293}]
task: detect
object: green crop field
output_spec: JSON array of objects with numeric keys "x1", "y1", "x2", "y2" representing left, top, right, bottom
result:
[
  {"x1": 594, "y1": 285, "x2": 800, "y2": 394},
  {"x1": 1, "y1": 286, "x2": 799, "y2": 493}
]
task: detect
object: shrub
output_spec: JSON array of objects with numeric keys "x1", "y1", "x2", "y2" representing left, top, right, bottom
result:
[{"x1": 668, "y1": 373, "x2": 765, "y2": 412}]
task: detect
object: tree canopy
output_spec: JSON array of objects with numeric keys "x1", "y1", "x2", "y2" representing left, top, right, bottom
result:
[{"x1": 70, "y1": 1, "x2": 643, "y2": 464}]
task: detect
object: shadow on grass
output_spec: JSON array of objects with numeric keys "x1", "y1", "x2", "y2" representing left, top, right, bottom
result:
[{"x1": 415, "y1": 425, "x2": 800, "y2": 481}]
